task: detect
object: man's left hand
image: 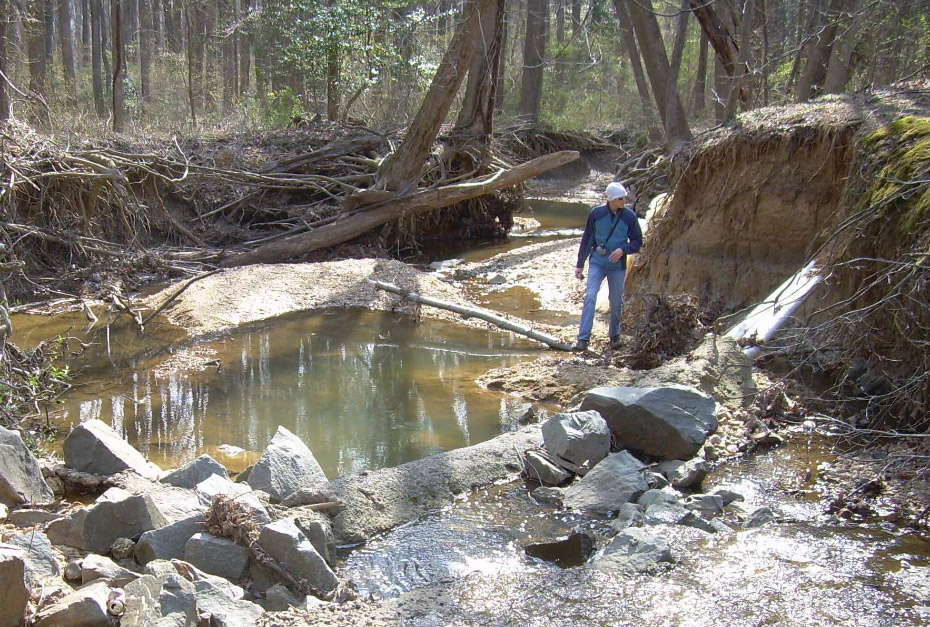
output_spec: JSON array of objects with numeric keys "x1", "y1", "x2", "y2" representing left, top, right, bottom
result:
[{"x1": 608, "y1": 249, "x2": 625, "y2": 263}]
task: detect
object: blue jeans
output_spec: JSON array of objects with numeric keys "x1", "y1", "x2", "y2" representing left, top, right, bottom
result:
[{"x1": 577, "y1": 263, "x2": 625, "y2": 341}]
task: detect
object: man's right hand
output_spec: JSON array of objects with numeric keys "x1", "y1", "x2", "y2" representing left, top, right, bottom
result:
[{"x1": 574, "y1": 267, "x2": 584, "y2": 280}]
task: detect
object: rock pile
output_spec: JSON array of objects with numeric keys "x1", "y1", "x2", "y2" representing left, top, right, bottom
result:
[
  {"x1": 0, "y1": 417, "x2": 545, "y2": 625},
  {"x1": 520, "y1": 383, "x2": 779, "y2": 574},
  {"x1": 0, "y1": 421, "x2": 346, "y2": 625}
]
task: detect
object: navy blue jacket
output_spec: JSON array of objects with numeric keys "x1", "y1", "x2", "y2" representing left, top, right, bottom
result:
[{"x1": 576, "y1": 204, "x2": 643, "y2": 271}]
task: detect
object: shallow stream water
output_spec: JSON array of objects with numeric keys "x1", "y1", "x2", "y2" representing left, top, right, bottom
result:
[
  {"x1": 11, "y1": 198, "x2": 930, "y2": 623},
  {"x1": 339, "y1": 435, "x2": 930, "y2": 625}
]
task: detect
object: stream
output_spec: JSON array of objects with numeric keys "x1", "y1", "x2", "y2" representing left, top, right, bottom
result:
[{"x1": 11, "y1": 198, "x2": 930, "y2": 624}]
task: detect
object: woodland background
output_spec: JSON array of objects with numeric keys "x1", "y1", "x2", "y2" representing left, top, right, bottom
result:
[{"x1": 0, "y1": 0, "x2": 926, "y2": 141}]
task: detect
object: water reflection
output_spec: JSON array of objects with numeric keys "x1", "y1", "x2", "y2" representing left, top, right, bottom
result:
[{"x1": 48, "y1": 310, "x2": 540, "y2": 477}]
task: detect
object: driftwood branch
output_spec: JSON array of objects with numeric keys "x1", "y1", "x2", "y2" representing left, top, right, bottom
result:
[
  {"x1": 368, "y1": 278, "x2": 571, "y2": 351},
  {"x1": 220, "y1": 150, "x2": 579, "y2": 268}
]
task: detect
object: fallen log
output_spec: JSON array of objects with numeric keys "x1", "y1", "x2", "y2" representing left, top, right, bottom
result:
[
  {"x1": 368, "y1": 278, "x2": 572, "y2": 351},
  {"x1": 220, "y1": 150, "x2": 579, "y2": 267}
]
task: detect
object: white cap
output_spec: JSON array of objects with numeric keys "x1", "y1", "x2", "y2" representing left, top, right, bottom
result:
[{"x1": 606, "y1": 182, "x2": 627, "y2": 201}]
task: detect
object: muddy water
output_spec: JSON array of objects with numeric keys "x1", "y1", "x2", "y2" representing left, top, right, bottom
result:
[
  {"x1": 340, "y1": 436, "x2": 930, "y2": 625},
  {"x1": 17, "y1": 310, "x2": 542, "y2": 477}
]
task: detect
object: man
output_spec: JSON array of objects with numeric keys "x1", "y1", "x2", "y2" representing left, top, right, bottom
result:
[{"x1": 573, "y1": 181, "x2": 643, "y2": 351}]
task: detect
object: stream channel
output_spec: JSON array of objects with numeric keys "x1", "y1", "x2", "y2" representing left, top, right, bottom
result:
[{"x1": 12, "y1": 199, "x2": 930, "y2": 624}]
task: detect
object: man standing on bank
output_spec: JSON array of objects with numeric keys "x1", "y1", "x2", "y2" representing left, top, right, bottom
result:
[{"x1": 573, "y1": 181, "x2": 643, "y2": 352}]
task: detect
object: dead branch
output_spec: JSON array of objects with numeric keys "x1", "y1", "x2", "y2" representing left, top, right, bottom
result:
[
  {"x1": 220, "y1": 150, "x2": 579, "y2": 267},
  {"x1": 368, "y1": 278, "x2": 571, "y2": 350}
]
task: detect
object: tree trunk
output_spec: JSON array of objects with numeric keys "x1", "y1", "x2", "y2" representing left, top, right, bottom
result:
[
  {"x1": 91, "y1": 0, "x2": 107, "y2": 117},
  {"x1": 571, "y1": 0, "x2": 581, "y2": 34},
  {"x1": 112, "y1": 0, "x2": 127, "y2": 131},
  {"x1": 44, "y1": 0, "x2": 55, "y2": 67},
  {"x1": 186, "y1": 1, "x2": 206, "y2": 123},
  {"x1": 0, "y1": 2, "x2": 9, "y2": 122},
  {"x1": 691, "y1": 28, "x2": 708, "y2": 114},
  {"x1": 326, "y1": 41, "x2": 339, "y2": 121},
  {"x1": 222, "y1": 0, "x2": 238, "y2": 111},
  {"x1": 224, "y1": 151, "x2": 579, "y2": 267},
  {"x1": 823, "y1": 0, "x2": 861, "y2": 93},
  {"x1": 666, "y1": 0, "x2": 690, "y2": 134},
  {"x1": 238, "y1": 0, "x2": 251, "y2": 97},
  {"x1": 626, "y1": 0, "x2": 691, "y2": 144},
  {"x1": 204, "y1": 0, "x2": 217, "y2": 110},
  {"x1": 369, "y1": 279, "x2": 572, "y2": 350},
  {"x1": 81, "y1": 0, "x2": 91, "y2": 64},
  {"x1": 784, "y1": 0, "x2": 811, "y2": 97},
  {"x1": 687, "y1": 0, "x2": 748, "y2": 110},
  {"x1": 454, "y1": 0, "x2": 504, "y2": 140},
  {"x1": 28, "y1": 0, "x2": 48, "y2": 99},
  {"x1": 796, "y1": 0, "x2": 844, "y2": 101},
  {"x1": 140, "y1": 0, "x2": 153, "y2": 106},
  {"x1": 518, "y1": 0, "x2": 547, "y2": 123},
  {"x1": 376, "y1": 0, "x2": 494, "y2": 193},
  {"x1": 724, "y1": 0, "x2": 754, "y2": 118},
  {"x1": 153, "y1": 0, "x2": 163, "y2": 51},
  {"x1": 612, "y1": 0, "x2": 661, "y2": 141}
]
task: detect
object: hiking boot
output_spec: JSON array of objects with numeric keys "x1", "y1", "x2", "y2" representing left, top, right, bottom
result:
[
  {"x1": 610, "y1": 337, "x2": 623, "y2": 350},
  {"x1": 572, "y1": 339, "x2": 589, "y2": 352}
]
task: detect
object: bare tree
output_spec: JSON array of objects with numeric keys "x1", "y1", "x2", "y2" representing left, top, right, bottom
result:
[
  {"x1": 454, "y1": 0, "x2": 504, "y2": 141},
  {"x1": 796, "y1": 0, "x2": 844, "y2": 101},
  {"x1": 59, "y1": 0, "x2": 78, "y2": 106},
  {"x1": 612, "y1": 0, "x2": 661, "y2": 139},
  {"x1": 691, "y1": 27, "x2": 708, "y2": 114},
  {"x1": 0, "y1": 0, "x2": 9, "y2": 121},
  {"x1": 625, "y1": 0, "x2": 691, "y2": 145},
  {"x1": 28, "y1": 0, "x2": 48, "y2": 100},
  {"x1": 140, "y1": 0, "x2": 154, "y2": 107},
  {"x1": 518, "y1": 0, "x2": 548, "y2": 123},
  {"x1": 91, "y1": 0, "x2": 107, "y2": 117},
  {"x1": 823, "y1": 0, "x2": 862, "y2": 94},
  {"x1": 376, "y1": 0, "x2": 495, "y2": 193},
  {"x1": 113, "y1": 0, "x2": 127, "y2": 131}
]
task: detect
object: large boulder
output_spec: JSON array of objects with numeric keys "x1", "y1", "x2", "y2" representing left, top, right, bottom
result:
[
  {"x1": 160, "y1": 454, "x2": 228, "y2": 489},
  {"x1": 62, "y1": 419, "x2": 161, "y2": 480},
  {"x1": 593, "y1": 527, "x2": 675, "y2": 575},
  {"x1": 184, "y1": 532, "x2": 250, "y2": 582},
  {"x1": 289, "y1": 508, "x2": 337, "y2": 566},
  {"x1": 82, "y1": 488, "x2": 158, "y2": 553},
  {"x1": 135, "y1": 514, "x2": 206, "y2": 566},
  {"x1": 0, "y1": 545, "x2": 29, "y2": 627},
  {"x1": 643, "y1": 502, "x2": 719, "y2": 533},
  {"x1": 80, "y1": 485, "x2": 202, "y2": 554},
  {"x1": 123, "y1": 559, "x2": 261, "y2": 627},
  {"x1": 258, "y1": 518, "x2": 338, "y2": 595},
  {"x1": 579, "y1": 385, "x2": 717, "y2": 460},
  {"x1": 7, "y1": 529, "x2": 61, "y2": 583},
  {"x1": 81, "y1": 553, "x2": 140, "y2": 587},
  {"x1": 524, "y1": 532, "x2": 597, "y2": 568},
  {"x1": 328, "y1": 425, "x2": 541, "y2": 544},
  {"x1": 562, "y1": 451, "x2": 648, "y2": 514},
  {"x1": 656, "y1": 458, "x2": 708, "y2": 489},
  {"x1": 0, "y1": 425, "x2": 54, "y2": 507},
  {"x1": 523, "y1": 449, "x2": 573, "y2": 486},
  {"x1": 247, "y1": 426, "x2": 328, "y2": 503},
  {"x1": 33, "y1": 580, "x2": 112, "y2": 627},
  {"x1": 46, "y1": 508, "x2": 87, "y2": 549},
  {"x1": 541, "y1": 411, "x2": 610, "y2": 475},
  {"x1": 625, "y1": 334, "x2": 756, "y2": 407}
]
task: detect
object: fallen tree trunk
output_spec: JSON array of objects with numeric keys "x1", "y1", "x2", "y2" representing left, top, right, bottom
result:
[
  {"x1": 368, "y1": 278, "x2": 572, "y2": 351},
  {"x1": 220, "y1": 150, "x2": 579, "y2": 268}
]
